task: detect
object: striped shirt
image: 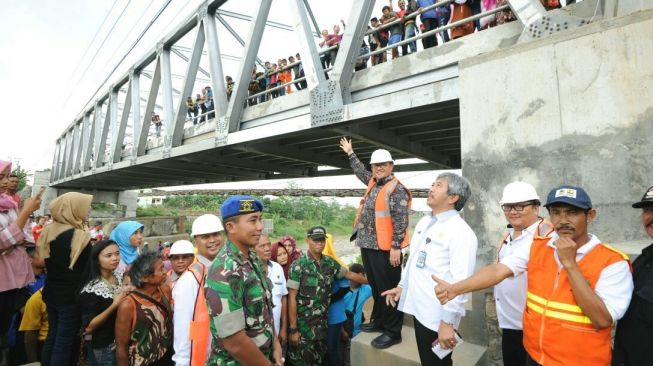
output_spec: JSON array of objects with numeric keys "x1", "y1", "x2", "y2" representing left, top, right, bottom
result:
[{"x1": 0, "y1": 207, "x2": 34, "y2": 292}]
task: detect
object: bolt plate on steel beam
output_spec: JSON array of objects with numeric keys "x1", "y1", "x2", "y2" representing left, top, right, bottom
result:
[
  {"x1": 215, "y1": 117, "x2": 229, "y2": 146},
  {"x1": 310, "y1": 80, "x2": 344, "y2": 127},
  {"x1": 521, "y1": 14, "x2": 590, "y2": 41}
]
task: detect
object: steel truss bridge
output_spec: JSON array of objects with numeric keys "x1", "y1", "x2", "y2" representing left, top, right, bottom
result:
[{"x1": 50, "y1": 0, "x2": 590, "y2": 191}]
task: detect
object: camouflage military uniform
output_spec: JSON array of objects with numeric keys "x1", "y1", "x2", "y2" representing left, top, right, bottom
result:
[
  {"x1": 287, "y1": 252, "x2": 347, "y2": 365},
  {"x1": 205, "y1": 241, "x2": 275, "y2": 366}
]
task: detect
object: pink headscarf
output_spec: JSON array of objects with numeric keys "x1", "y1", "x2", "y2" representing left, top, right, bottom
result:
[{"x1": 0, "y1": 160, "x2": 18, "y2": 211}]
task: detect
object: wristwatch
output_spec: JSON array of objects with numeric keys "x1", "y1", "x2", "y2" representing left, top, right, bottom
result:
[{"x1": 289, "y1": 327, "x2": 298, "y2": 334}]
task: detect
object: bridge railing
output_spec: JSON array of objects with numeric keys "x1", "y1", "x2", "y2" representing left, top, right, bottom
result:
[{"x1": 50, "y1": 0, "x2": 593, "y2": 185}]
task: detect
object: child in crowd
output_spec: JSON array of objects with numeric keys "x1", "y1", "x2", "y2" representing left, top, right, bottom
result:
[{"x1": 343, "y1": 263, "x2": 372, "y2": 365}]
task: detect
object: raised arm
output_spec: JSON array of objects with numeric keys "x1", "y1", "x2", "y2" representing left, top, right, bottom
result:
[
  {"x1": 339, "y1": 137, "x2": 371, "y2": 184},
  {"x1": 556, "y1": 237, "x2": 621, "y2": 329}
]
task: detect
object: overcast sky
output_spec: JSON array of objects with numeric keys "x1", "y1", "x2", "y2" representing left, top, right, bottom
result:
[{"x1": 0, "y1": 0, "x2": 450, "y2": 207}]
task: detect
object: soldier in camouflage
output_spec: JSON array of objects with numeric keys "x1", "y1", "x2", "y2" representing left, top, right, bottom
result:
[
  {"x1": 204, "y1": 195, "x2": 283, "y2": 366},
  {"x1": 287, "y1": 226, "x2": 367, "y2": 366}
]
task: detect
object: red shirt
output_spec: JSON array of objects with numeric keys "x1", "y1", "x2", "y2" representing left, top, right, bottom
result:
[
  {"x1": 32, "y1": 225, "x2": 43, "y2": 243},
  {"x1": 326, "y1": 34, "x2": 342, "y2": 47}
]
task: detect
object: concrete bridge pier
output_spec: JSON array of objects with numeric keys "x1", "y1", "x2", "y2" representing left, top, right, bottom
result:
[{"x1": 32, "y1": 170, "x2": 138, "y2": 218}]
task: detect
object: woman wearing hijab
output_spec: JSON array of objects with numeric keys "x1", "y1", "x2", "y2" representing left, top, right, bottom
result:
[
  {"x1": 38, "y1": 192, "x2": 94, "y2": 366},
  {"x1": 279, "y1": 234, "x2": 302, "y2": 263},
  {"x1": 0, "y1": 160, "x2": 42, "y2": 340},
  {"x1": 110, "y1": 220, "x2": 144, "y2": 272}
]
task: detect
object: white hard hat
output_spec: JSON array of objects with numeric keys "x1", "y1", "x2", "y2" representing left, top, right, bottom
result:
[
  {"x1": 369, "y1": 149, "x2": 394, "y2": 164},
  {"x1": 500, "y1": 181, "x2": 540, "y2": 204},
  {"x1": 169, "y1": 240, "x2": 195, "y2": 255},
  {"x1": 191, "y1": 214, "x2": 224, "y2": 237}
]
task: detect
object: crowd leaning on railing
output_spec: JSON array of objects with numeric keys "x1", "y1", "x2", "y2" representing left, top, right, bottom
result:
[{"x1": 166, "y1": 0, "x2": 570, "y2": 131}]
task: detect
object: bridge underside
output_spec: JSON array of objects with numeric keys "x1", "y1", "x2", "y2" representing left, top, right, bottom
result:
[{"x1": 53, "y1": 99, "x2": 460, "y2": 190}]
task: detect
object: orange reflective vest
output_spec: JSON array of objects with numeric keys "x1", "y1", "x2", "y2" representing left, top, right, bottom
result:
[
  {"x1": 523, "y1": 237, "x2": 630, "y2": 366},
  {"x1": 354, "y1": 176, "x2": 412, "y2": 251},
  {"x1": 185, "y1": 260, "x2": 210, "y2": 366}
]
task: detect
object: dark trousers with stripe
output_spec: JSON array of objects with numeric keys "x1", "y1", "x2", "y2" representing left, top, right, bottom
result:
[{"x1": 360, "y1": 248, "x2": 403, "y2": 339}]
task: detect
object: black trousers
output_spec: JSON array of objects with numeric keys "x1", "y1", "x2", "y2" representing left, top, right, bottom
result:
[
  {"x1": 0, "y1": 289, "x2": 18, "y2": 335},
  {"x1": 421, "y1": 18, "x2": 439, "y2": 49},
  {"x1": 501, "y1": 329, "x2": 526, "y2": 366},
  {"x1": 360, "y1": 248, "x2": 403, "y2": 339},
  {"x1": 414, "y1": 317, "x2": 452, "y2": 366}
]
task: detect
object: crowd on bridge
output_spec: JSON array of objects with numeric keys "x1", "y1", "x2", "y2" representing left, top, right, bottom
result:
[
  {"x1": 243, "y1": 0, "x2": 571, "y2": 106},
  {"x1": 155, "y1": 0, "x2": 571, "y2": 136},
  {"x1": 2, "y1": 129, "x2": 651, "y2": 366}
]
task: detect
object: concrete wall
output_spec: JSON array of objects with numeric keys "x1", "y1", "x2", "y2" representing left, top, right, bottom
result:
[
  {"x1": 457, "y1": 9, "x2": 653, "y2": 364},
  {"x1": 32, "y1": 169, "x2": 139, "y2": 218}
]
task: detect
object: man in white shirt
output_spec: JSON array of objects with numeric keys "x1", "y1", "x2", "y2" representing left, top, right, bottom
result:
[
  {"x1": 171, "y1": 215, "x2": 225, "y2": 366},
  {"x1": 495, "y1": 182, "x2": 552, "y2": 366},
  {"x1": 434, "y1": 185, "x2": 633, "y2": 366},
  {"x1": 383, "y1": 172, "x2": 478, "y2": 365},
  {"x1": 254, "y1": 235, "x2": 288, "y2": 345}
]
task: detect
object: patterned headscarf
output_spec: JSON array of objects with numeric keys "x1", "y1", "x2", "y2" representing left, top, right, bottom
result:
[
  {"x1": 0, "y1": 161, "x2": 18, "y2": 211},
  {"x1": 38, "y1": 192, "x2": 93, "y2": 269},
  {"x1": 110, "y1": 220, "x2": 144, "y2": 265}
]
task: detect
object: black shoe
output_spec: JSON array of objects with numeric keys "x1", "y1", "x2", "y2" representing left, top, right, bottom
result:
[
  {"x1": 371, "y1": 334, "x2": 402, "y2": 349},
  {"x1": 360, "y1": 322, "x2": 383, "y2": 333}
]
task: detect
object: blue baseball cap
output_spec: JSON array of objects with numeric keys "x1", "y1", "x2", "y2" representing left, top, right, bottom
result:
[
  {"x1": 544, "y1": 186, "x2": 592, "y2": 210},
  {"x1": 220, "y1": 195, "x2": 264, "y2": 220}
]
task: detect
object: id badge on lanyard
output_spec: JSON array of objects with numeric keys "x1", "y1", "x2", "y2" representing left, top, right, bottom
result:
[{"x1": 416, "y1": 238, "x2": 432, "y2": 269}]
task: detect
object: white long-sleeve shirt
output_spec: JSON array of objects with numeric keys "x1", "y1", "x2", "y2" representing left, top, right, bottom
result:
[
  {"x1": 495, "y1": 219, "x2": 544, "y2": 330},
  {"x1": 267, "y1": 260, "x2": 288, "y2": 335},
  {"x1": 500, "y1": 233, "x2": 633, "y2": 323},
  {"x1": 172, "y1": 270, "x2": 200, "y2": 366},
  {"x1": 398, "y1": 209, "x2": 478, "y2": 331}
]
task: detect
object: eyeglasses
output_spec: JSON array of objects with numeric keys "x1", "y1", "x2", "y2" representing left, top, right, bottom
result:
[
  {"x1": 169, "y1": 254, "x2": 194, "y2": 261},
  {"x1": 501, "y1": 203, "x2": 535, "y2": 213},
  {"x1": 371, "y1": 163, "x2": 391, "y2": 168}
]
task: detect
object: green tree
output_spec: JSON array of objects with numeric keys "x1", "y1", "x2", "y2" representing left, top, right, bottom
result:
[{"x1": 11, "y1": 163, "x2": 28, "y2": 192}]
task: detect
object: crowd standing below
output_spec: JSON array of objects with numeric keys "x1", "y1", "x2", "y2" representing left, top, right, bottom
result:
[{"x1": 1, "y1": 144, "x2": 652, "y2": 366}]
